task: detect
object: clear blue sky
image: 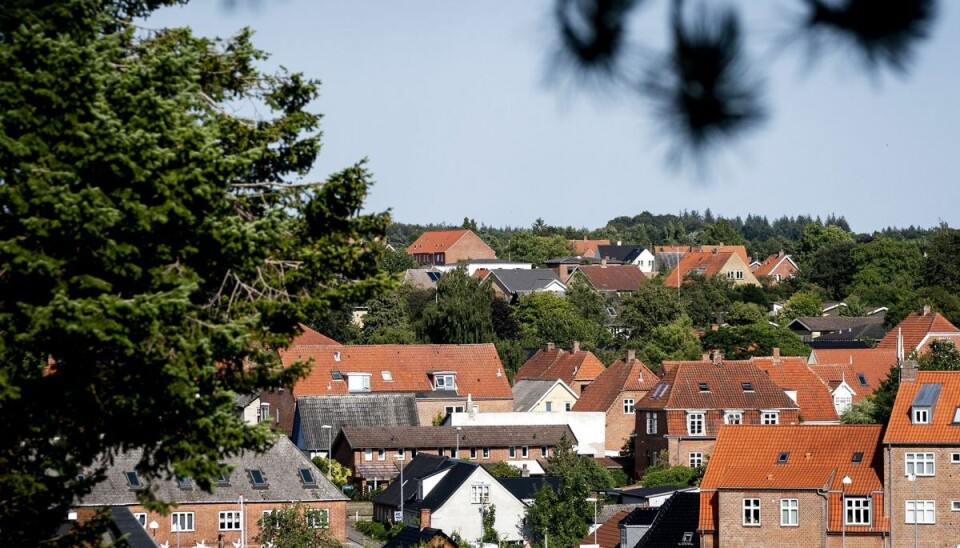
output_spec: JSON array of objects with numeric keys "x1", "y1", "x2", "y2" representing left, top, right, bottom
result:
[{"x1": 149, "y1": 1, "x2": 960, "y2": 233}]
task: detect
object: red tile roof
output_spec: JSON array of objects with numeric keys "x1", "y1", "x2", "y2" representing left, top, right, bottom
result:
[
  {"x1": 655, "y1": 245, "x2": 749, "y2": 264},
  {"x1": 751, "y1": 356, "x2": 838, "y2": 422},
  {"x1": 664, "y1": 251, "x2": 738, "y2": 288},
  {"x1": 570, "y1": 264, "x2": 647, "y2": 292},
  {"x1": 515, "y1": 348, "x2": 607, "y2": 386},
  {"x1": 406, "y1": 229, "x2": 471, "y2": 254},
  {"x1": 569, "y1": 238, "x2": 610, "y2": 258},
  {"x1": 294, "y1": 324, "x2": 340, "y2": 346},
  {"x1": 641, "y1": 361, "x2": 799, "y2": 412},
  {"x1": 808, "y1": 349, "x2": 897, "y2": 404},
  {"x1": 883, "y1": 371, "x2": 960, "y2": 444},
  {"x1": 577, "y1": 509, "x2": 630, "y2": 548},
  {"x1": 285, "y1": 344, "x2": 512, "y2": 400},
  {"x1": 700, "y1": 425, "x2": 885, "y2": 533},
  {"x1": 573, "y1": 358, "x2": 659, "y2": 412},
  {"x1": 752, "y1": 252, "x2": 799, "y2": 277},
  {"x1": 876, "y1": 311, "x2": 960, "y2": 354}
]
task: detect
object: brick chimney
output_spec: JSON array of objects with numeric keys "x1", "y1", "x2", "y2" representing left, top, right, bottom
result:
[
  {"x1": 901, "y1": 360, "x2": 919, "y2": 382},
  {"x1": 572, "y1": 341, "x2": 580, "y2": 353},
  {"x1": 922, "y1": 305, "x2": 932, "y2": 316},
  {"x1": 600, "y1": 258, "x2": 607, "y2": 267},
  {"x1": 772, "y1": 347, "x2": 780, "y2": 359},
  {"x1": 546, "y1": 342, "x2": 555, "y2": 351},
  {"x1": 627, "y1": 349, "x2": 636, "y2": 362},
  {"x1": 521, "y1": 463, "x2": 530, "y2": 477},
  {"x1": 710, "y1": 350, "x2": 723, "y2": 365},
  {"x1": 419, "y1": 508, "x2": 431, "y2": 529}
]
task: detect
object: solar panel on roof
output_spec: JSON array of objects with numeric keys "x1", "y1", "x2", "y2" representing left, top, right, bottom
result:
[{"x1": 426, "y1": 271, "x2": 442, "y2": 281}]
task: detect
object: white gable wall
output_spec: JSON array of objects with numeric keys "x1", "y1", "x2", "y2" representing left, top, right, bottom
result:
[
  {"x1": 448, "y1": 411, "x2": 605, "y2": 456},
  {"x1": 432, "y1": 467, "x2": 527, "y2": 542}
]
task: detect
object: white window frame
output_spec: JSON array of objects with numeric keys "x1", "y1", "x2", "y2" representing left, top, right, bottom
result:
[
  {"x1": 545, "y1": 401, "x2": 553, "y2": 412},
  {"x1": 470, "y1": 447, "x2": 478, "y2": 460},
  {"x1": 306, "y1": 508, "x2": 329, "y2": 529},
  {"x1": 844, "y1": 497, "x2": 872, "y2": 526},
  {"x1": 623, "y1": 398, "x2": 635, "y2": 414},
  {"x1": 377, "y1": 448, "x2": 386, "y2": 461},
  {"x1": 347, "y1": 373, "x2": 371, "y2": 393},
  {"x1": 509, "y1": 446, "x2": 516, "y2": 458},
  {"x1": 913, "y1": 407, "x2": 930, "y2": 424},
  {"x1": 470, "y1": 484, "x2": 490, "y2": 504},
  {"x1": 742, "y1": 498, "x2": 760, "y2": 526},
  {"x1": 541, "y1": 446, "x2": 548, "y2": 458},
  {"x1": 761, "y1": 411, "x2": 779, "y2": 425},
  {"x1": 905, "y1": 500, "x2": 935, "y2": 524},
  {"x1": 687, "y1": 411, "x2": 705, "y2": 436},
  {"x1": 133, "y1": 513, "x2": 147, "y2": 528},
  {"x1": 905, "y1": 452, "x2": 935, "y2": 476},
  {"x1": 171, "y1": 512, "x2": 195, "y2": 532},
  {"x1": 435, "y1": 374, "x2": 457, "y2": 391},
  {"x1": 689, "y1": 452, "x2": 703, "y2": 468},
  {"x1": 482, "y1": 447, "x2": 490, "y2": 459},
  {"x1": 646, "y1": 412, "x2": 658, "y2": 434},
  {"x1": 724, "y1": 410, "x2": 743, "y2": 425},
  {"x1": 952, "y1": 501, "x2": 960, "y2": 512},
  {"x1": 564, "y1": 401, "x2": 572, "y2": 411},
  {"x1": 364, "y1": 448, "x2": 373, "y2": 462},
  {"x1": 834, "y1": 394, "x2": 852, "y2": 415},
  {"x1": 397, "y1": 448, "x2": 405, "y2": 461},
  {"x1": 521, "y1": 446, "x2": 529, "y2": 458},
  {"x1": 781, "y1": 499, "x2": 799, "y2": 527},
  {"x1": 952, "y1": 453, "x2": 960, "y2": 464},
  {"x1": 218, "y1": 510, "x2": 242, "y2": 531}
]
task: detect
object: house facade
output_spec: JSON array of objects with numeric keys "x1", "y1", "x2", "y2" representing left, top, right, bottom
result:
[
  {"x1": 664, "y1": 250, "x2": 760, "y2": 288},
  {"x1": 882, "y1": 368, "x2": 960, "y2": 547},
  {"x1": 515, "y1": 342, "x2": 607, "y2": 395},
  {"x1": 633, "y1": 358, "x2": 800, "y2": 477},
  {"x1": 511, "y1": 378, "x2": 579, "y2": 412},
  {"x1": 406, "y1": 229, "x2": 497, "y2": 266},
  {"x1": 875, "y1": 306, "x2": 960, "y2": 356},
  {"x1": 750, "y1": 250, "x2": 799, "y2": 283}
]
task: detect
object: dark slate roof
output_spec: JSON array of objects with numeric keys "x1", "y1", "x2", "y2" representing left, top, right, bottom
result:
[
  {"x1": 487, "y1": 269, "x2": 564, "y2": 294},
  {"x1": 787, "y1": 316, "x2": 885, "y2": 333},
  {"x1": 233, "y1": 391, "x2": 260, "y2": 409},
  {"x1": 77, "y1": 436, "x2": 346, "y2": 506},
  {"x1": 374, "y1": 455, "x2": 482, "y2": 512},
  {"x1": 512, "y1": 379, "x2": 565, "y2": 411},
  {"x1": 338, "y1": 425, "x2": 577, "y2": 449},
  {"x1": 597, "y1": 245, "x2": 645, "y2": 263},
  {"x1": 544, "y1": 256, "x2": 611, "y2": 265},
  {"x1": 496, "y1": 476, "x2": 562, "y2": 501},
  {"x1": 383, "y1": 526, "x2": 454, "y2": 548},
  {"x1": 814, "y1": 323, "x2": 888, "y2": 342},
  {"x1": 108, "y1": 507, "x2": 157, "y2": 547},
  {"x1": 621, "y1": 506, "x2": 660, "y2": 526},
  {"x1": 635, "y1": 492, "x2": 700, "y2": 547},
  {"x1": 294, "y1": 393, "x2": 419, "y2": 450},
  {"x1": 616, "y1": 485, "x2": 691, "y2": 499}
]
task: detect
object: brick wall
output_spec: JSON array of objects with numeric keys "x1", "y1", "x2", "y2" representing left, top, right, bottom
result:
[
  {"x1": 605, "y1": 390, "x2": 648, "y2": 452},
  {"x1": 258, "y1": 388, "x2": 296, "y2": 436},
  {"x1": 716, "y1": 490, "x2": 826, "y2": 548},
  {"x1": 415, "y1": 398, "x2": 514, "y2": 425},
  {"x1": 116, "y1": 500, "x2": 346, "y2": 546},
  {"x1": 446, "y1": 232, "x2": 497, "y2": 263},
  {"x1": 886, "y1": 445, "x2": 960, "y2": 547}
]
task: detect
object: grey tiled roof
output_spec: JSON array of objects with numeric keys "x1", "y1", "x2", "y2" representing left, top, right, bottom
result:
[
  {"x1": 488, "y1": 269, "x2": 564, "y2": 294},
  {"x1": 233, "y1": 391, "x2": 259, "y2": 409},
  {"x1": 339, "y1": 425, "x2": 577, "y2": 449},
  {"x1": 294, "y1": 394, "x2": 420, "y2": 450},
  {"x1": 77, "y1": 436, "x2": 346, "y2": 506},
  {"x1": 511, "y1": 379, "x2": 561, "y2": 411},
  {"x1": 496, "y1": 476, "x2": 562, "y2": 501},
  {"x1": 788, "y1": 316, "x2": 885, "y2": 333}
]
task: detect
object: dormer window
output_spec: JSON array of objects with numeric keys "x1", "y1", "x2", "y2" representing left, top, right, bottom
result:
[
  {"x1": 911, "y1": 383, "x2": 941, "y2": 425},
  {"x1": 176, "y1": 476, "x2": 192, "y2": 490},
  {"x1": 953, "y1": 407, "x2": 960, "y2": 424},
  {"x1": 347, "y1": 373, "x2": 371, "y2": 393},
  {"x1": 434, "y1": 373, "x2": 457, "y2": 391},
  {"x1": 913, "y1": 408, "x2": 930, "y2": 424}
]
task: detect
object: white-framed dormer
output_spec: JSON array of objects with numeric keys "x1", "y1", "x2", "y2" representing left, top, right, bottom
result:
[
  {"x1": 832, "y1": 380, "x2": 856, "y2": 416},
  {"x1": 345, "y1": 373, "x2": 371, "y2": 393},
  {"x1": 431, "y1": 371, "x2": 458, "y2": 392}
]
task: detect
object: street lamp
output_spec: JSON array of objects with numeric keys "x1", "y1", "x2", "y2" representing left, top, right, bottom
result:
[
  {"x1": 907, "y1": 473, "x2": 918, "y2": 548},
  {"x1": 397, "y1": 451, "x2": 405, "y2": 526},
  {"x1": 455, "y1": 426, "x2": 462, "y2": 458},
  {"x1": 841, "y1": 476, "x2": 852, "y2": 548},
  {"x1": 586, "y1": 497, "x2": 598, "y2": 545},
  {"x1": 321, "y1": 424, "x2": 332, "y2": 480}
]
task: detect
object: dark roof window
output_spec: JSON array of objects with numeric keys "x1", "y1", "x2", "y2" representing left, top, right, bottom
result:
[
  {"x1": 741, "y1": 381, "x2": 754, "y2": 392},
  {"x1": 176, "y1": 476, "x2": 192, "y2": 490},
  {"x1": 852, "y1": 452, "x2": 864, "y2": 463},
  {"x1": 299, "y1": 467, "x2": 317, "y2": 486},
  {"x1": 698, "y1": 382, "x2": 710, "y2": 392},
  {"x1": 217, "y1": 472, "x2": 230, "y2": 485},
  {"x1": 124, "y1": 471, "x2": 143, "y2": 490},
  {"x1": 249, "y1": 468, "x2": 268, "y2": 488},
  {"x1": 857, "y1": 373, "x2": 868, "y2": 386},
  {"x1": 777, "y1": 452, "x2": 789, "y2": 464},
  {"x1": 331, "y1": 371, "x2": 343, "y2": 380}
]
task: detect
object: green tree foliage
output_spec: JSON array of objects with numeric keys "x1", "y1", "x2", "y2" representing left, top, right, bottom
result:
[
  {"x1": 840, "y1": 398, "x2": 878, "y2": 424},
  {"x1": 641, "y1": 464, "x2": 703, "y2": 487},
  {"x1": 544, "y1": 434, "x2": 617, "y2": 490},
  {"x1": 490, "y1": 296, "x2": 521, "y2": 341},
  {"x1": 418, "y1": 268, "x2": 495, "y2": 343},
  {"x1": 839, "y1": 295, "x2": 867, "y2": 317},
  {"x1": 488, "y1": 461, "x2": 522, "y2": 478},
  {"x1": 382, "y1": 247, "x2": 419, "y2": 275},
  {"x1": 725, "y1": 301, "x2": 767, "y2": 326},
  {"x1": 918, "y1": 340, "x2": 960, "y2": 371},
  {"x1": 495, "y1": 339, "x2": 529, "y2": 380},
  {"x1": 868, "y1": 343, "x2": 960, "y2": 424},
  {"x1": 620, "y1": 277, "x2": 683, "y2": 339},
  {"x1": 311, "y1": 457, "x2": 352, "y2": 488},
  {"x1": 566, "y1": 275, "x2": 612, "y2": 327},
  {"x1": 797, "y1": 223, "x2": 854, "y2": 265},
  {"x1": 869, "y1": 364, "x2": 902, "y2": 425},
  {"x1": 0, "y1": 2, "x2": 392, "y2": 543},
  {"x1": 680, "y1": 274, "x2": 733, "y2": 328},
  {"x1": 256, "y1": 504, "x2": 341, "y2": 548},
  {"x1": 778, "y1": 290, "x2": 824, "y2": 322},
  {"x1": 884, "y1": 288, "x2": 960, "y2": 328},
  {"x1": 807, "y1": 241, "x2": 858, "y2": 300},
  {"x1": 699, "y1": 219, "x2": 745, "y2": 245},
  {"x1": 515, "y1": 292, "x2": 607, "y2": 348},
  {"x1": 848, "y1": 238, "x2": 922, "y2": 306},
  {"x1": 701, "y1": 324, "x2": 808, "y2": 360},
  {"x1": 504, "y1": 232, "x2": 572, "y2": 265},
  {"x1": 628, "y1": 315, "x2": 703, "y2": 370},
  {"x1": 525, "y1": 476, "x2": 591, "y2": 548},
  {"x1": 362, "y1": 287, "x2": 418, "y2": 344},
  {"x1": 923, "y1": 226, "x2": 960, "y2": 293},
  {"x1": 479, "y1": 504, "x2": 499, "y2": 544}
]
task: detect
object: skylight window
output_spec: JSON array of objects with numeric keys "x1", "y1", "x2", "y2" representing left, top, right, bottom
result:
[
  {"x1": 852, "y1": 452, "x2": 864, "y2": 463},
  {"x1": 381, "y1": 371, "x2": 393, "y2": 382},
  {"x1": 124, "y1": 471, "x2": 143, "y2": 490},
  {"x1": 299, "y1": 468, "x2": 317, "y2": 486},
  {"x1": 698, "y1": 382, "x2": 710, "y2": 392},
  {"x1": 217, "y1": 472, "x2": 230, "y2": 485},
  {"x1": 741, "y1": 382, "x2": 754, "y2": 392},
  {"x1": 176, "y1": 476, "x2": 192, "y2": 490},
  {"x1": 857, "y1": 373, "x2": 868, "y2": 386},
  {"x1": 331, "y1": 371, "x2": 343, "y2": 381},
  {"x1": 953, "y1": 407, "x2": 960, "y2": 424},
  {"x1": 777, "y1": 452, "x2": 789, "y2": 464},
  {"x1": 249, "y1": 469, "x2": 268, "y2": 488}
]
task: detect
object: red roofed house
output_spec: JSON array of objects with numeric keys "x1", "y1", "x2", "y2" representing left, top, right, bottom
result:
[
  {"x1": 875, "y1": 305, "x2": 960, "y2": 356},
  {"x1": 514, "y1": 342, "x2": 607, "y2": 395},
  {"x1": 286, "y1": 343, "x2": 514, "y2": 425},
  {"x1": 577, "y1": 509, "x2": 631, "y2": 548},
  {"x1": 808, "y1": 348, "x2": 898, "y2": 414},
  {"x1": 750, "y1": 250, "x2": 800, "y2": 284},
  {"x1": 406, "y1": 229, "x2": 496, "y2": 266},
  {"x1": 664, "y1": 250, "x2": 760, "y2": 288},
  {"x1": 568, "y1": 264, "x2": 648, "y2": 294},
  {"x1": 569, "y1": 237, "x2": 611, "y2": 259},
  {"x1": 752, "y1": 351, "x2": 839, "y2": 423},
  {"x1": 573, "y1": 350, "x2": 660, "y2": 454},
  {"x1": 633, "y1": 357, "x2": 800, "y2": 478},
  {"x1": 882, "y1": 367, "x2": 960, "y2": 547},
  {"x1": 699, "y1": 424, "x2": 887, "y2": 548},
  {"x1": 655, "y1": 245, "x2": 750, "y2": 264}
]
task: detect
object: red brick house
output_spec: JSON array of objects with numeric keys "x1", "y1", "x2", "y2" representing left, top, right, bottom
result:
[
  {"x1": 568, "y1": 264, "x2": 648, "y2": 294},
  {"x1": 286, "y1": 343, "x2": 514, "y2": 425},
  {"x1": 633, "y1": 358, "x2": 800, "y2": 477},
  {"x1": 75, "y1": 436, "x2": 348, "y2": 546},
  {"x1": 663, "y1": 250, "x2": 760, "y2": 288},
  {"x1": 752, "y1": 353, "x2": 839, "y2": 423},
  {"x1": 406, "y1": 229, "x2": 496, "y2": 266},
  {"x1": 750, "y1": 250, "x2": 799, "y2": 284},
  {"x1": 882, "y1": 368, "x2": 960, "y2": 547},
  {"x1": 699, "y1": 425, "x2": 888, "y2": 548},
  {"x1": 572, "y1": 351, "x2": 659, "y2": 453},
  {"x1": 875, "y1": 306, "x2": 960, "y2": 356},
  {"x1": 807, "y1": 348, "x2": 898, "y2": 415},
  {"x1": 515, "y1": 342, "x2": 607, "y2": 395}
]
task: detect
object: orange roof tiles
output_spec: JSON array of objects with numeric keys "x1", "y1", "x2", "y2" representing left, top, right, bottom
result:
[
  {"x1": 577, "y1": 509, "x2": 629, "y2": 548},
  {"x1": 700, "y1": 425, "x2": 885, "y2": 533},
  {"x1": 876, "y1": 310, "x2": 960, "y2": 354},
  {"x1": 752, "y1": 252, "x2": 799, "y2": 277},
  {"x1": 406, "y1": 229, "x2": 471, "y2": 254},
  {"x1": 808, "y1": 349, "x2": 897, "y2": 404},
  {"x1": 571, "y1": 264, "x2": 646, "y2": 292},
  {"x1": 573, "y1": 358, "x2": 659, "y2": 412},
  {"x1": 569, "y1": 238, "x2": 610, "y2": 258},
  {"x1": 655, "y1": 245, "x2": 749, "y2": 264},
  {"x1": 641, "y1": 361, "x2": 799, "y2": 412},
  {"x1": 664, "y1": 251, "x2": 749, "y2": 288},
  {"x1": 293, "y1": 324, "x2": 340, "y2": 346},
  {"x1": 751, "y1": 356, "x2": 838, "y2": 422},
  {"x1": 883, "y1": 371, "x2": 960, "y2": 444},
  {"x1": 515, "y1": 347, "x2": 607, "y2": 386},
  {"x1": 285, "y1": 343, "x2": 512, "y2": 400}
]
